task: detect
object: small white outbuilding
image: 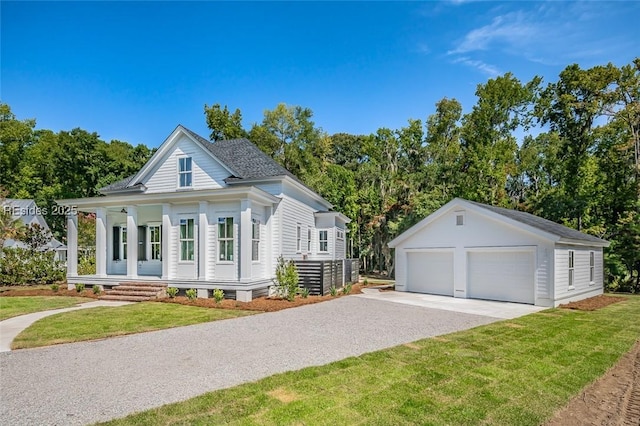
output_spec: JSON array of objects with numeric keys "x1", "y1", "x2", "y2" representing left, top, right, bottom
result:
[{"x1": 388, "y1": 198, "x2": 610, "y2": 307}]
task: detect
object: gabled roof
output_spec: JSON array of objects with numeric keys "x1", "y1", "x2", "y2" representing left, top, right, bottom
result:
[
  {"x1": 466, "y1": 201, "x2": 608, "y2": 245},
  {"x1": 100, "y1": 125, "x2": 296, "y2": 193},
  {"x1": 389, "y1": 198, "x2": 609, "y2": 248}
]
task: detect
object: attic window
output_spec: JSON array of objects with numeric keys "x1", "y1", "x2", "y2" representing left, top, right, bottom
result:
[
  {"x1": 455, "y1": 212, "x2": 465, "y2": 226},
  {"x1": 178, "y1": 157, "x2": 192, "y2": 187}
]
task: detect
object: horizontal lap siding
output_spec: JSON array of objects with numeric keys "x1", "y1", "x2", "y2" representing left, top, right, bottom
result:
[
  {"x1": 144, "y1": 135, "x2": 229, "y2": 193},
  {"x1": 555, "y1": 246, "x2": 602, "y2": 300},
  {"x1": 280, "y1": 196, "x2": 316, "y2": 260}
]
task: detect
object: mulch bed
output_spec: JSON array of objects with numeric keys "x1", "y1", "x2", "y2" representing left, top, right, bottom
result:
[
  {"x1": 0, "y1": 283, "x2": 366, "y2": 312},
  {"x1": 0, "y1": 287, "x2": 100, "y2": 299},
  {"x1": 559, "y1": 294, "x2": 627, "y2": 311}
]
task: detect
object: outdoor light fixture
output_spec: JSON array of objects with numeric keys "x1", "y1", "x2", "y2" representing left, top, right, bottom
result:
[{"x1": 120, "y1": 208, "x2": 127, "y2": 214}]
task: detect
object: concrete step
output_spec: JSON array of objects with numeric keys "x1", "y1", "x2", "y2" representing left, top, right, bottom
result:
[{"x1": 99, "y1": 295, "x2": 153, "y2": 302}]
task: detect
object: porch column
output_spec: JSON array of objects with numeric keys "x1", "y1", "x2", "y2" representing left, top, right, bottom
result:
[
  {"x1": 198, "y1": 201, "x2": 209, "y2": 280},
  {"x1": 240, "y1": 199, "x2": 252, "y2": 282},
  {"x1": 66, "y1": 212, "x2": 78, "y2": 281},
  {"x1": 95, "y1": 207, "x2": 107, "y2": 277},
  {"x1": 162, "y1": 203, "x2": 171, "y2": 280},
  {"x1": 126, "y1": 205, "x2": 138, "y2": 279}
]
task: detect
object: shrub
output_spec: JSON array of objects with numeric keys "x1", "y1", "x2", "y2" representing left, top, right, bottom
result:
[
  {"x1": 300, "y1": 287, "x2": 310, "y2": 299},
  {"x1": 167, "y1": 287, "x2": 179, "y2": 298},
  {"x1": 185, "y1": 288, "x2": 197, "y2": 300},
  {"x1": 342, "y1": 283, "x2": 353, "y2": 295},
  {"x1": 363, "y1": 278, "x2": 369, "y2": 286},
  {"x1": 213, "y1": 288, "x2": 224, "y2": 304},
  {"x1": 78, "y1": 255, "x2": 96, "y2": 276},
  {"x1": 272, "y1": 255, "x2": 300, "y2": 302},
  {"x1": 50, "y1": 283, "x2": 60, "y2": 292},
  {"x1": 92, "y1": 285, "x2": 101, "y2": 295},
  {"x1": 329, "y1": 285, "x2": 338, "y2": 296},
  {"x1": 75, "y1": 283, "x2": 85, "y2": 293},
  {"x1": 0, "y1": 247, "x2": 65, "y2": 286}
]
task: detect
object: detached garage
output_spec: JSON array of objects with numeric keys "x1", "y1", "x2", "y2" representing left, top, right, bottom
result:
[{"x1": 389, "y1": 198, "x2": 610, "y2": 307}]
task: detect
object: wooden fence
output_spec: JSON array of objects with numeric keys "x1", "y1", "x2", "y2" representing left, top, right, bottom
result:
[{"x1": 294, "y1": 259, "x2": 359, "y2": 296}]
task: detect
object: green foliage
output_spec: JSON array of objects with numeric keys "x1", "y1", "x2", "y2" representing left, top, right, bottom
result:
[
  {"x1": 75, "y1": 283, "x2": 85, "y2": 293},
  {"x1": 0, "y1": 248, "x2": 65, "y2": 286},
  {"x1": 329, "y1": 285, "x2": 338, "y2": 297},
  {"x1": 204, "y1": 104, "x2": 247, "y2": 141},
  {"x1": 342, "y1": 283, "x2": 353, "y2": 295},
  {"x1": 213, "y1": 288, "x2": 224, "y2": 303},
  {"x1": 273, "y1": 255, "x2": 300, "y2": 302},
  {"x1": 300, "y1": 287, "x2": 310, "y2": 299},
  {"x1": 50, "y1": 283, "x2": 59, "y2": 292},
  {"x1": 92, "y1": 285, "x2": 101, "y2": 295},
  {"x1": 78, "y1": 255, "x2": 96, "y2": 276},
  {"x1": 363, "y1": 278, "x2": 369, "y2": 286},
  {"x1": 166, "y1": 287, "x2": 179, "y2": 298},
  {"x1": 185, "y1": 288, "x2": 197, "y2": 300}
]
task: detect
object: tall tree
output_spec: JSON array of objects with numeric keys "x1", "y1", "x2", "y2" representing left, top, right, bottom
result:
[{"x1": 204, "y1": 103, "x2": 246, "y2": 141}]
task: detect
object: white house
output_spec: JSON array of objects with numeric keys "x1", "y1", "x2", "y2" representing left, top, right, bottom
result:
[
  {"x1": 2, "y1": 199, "x2": 67, "y2": 261},
  {"x1": 56, "y1": 125, "x2": 350, "y2": 301},
  {"x1": 388, "y1": 198, "x2": 609, "y2": 307}
]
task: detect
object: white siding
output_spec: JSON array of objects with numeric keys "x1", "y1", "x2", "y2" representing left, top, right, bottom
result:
[
  {"x1": 394, "y1": 206, "x2": 554, "y2": 305},
  {"x1": 279, "y1": 195, "x2": 317, "y2": 260},
  {"x1": 554, "y1": 246, "x2": 604, "y2": 303},
  {"x1": 143, "y1": 135, "x2": 230, "y2": 193},
  {"x1": 212, "y1": 202, "x2": 239, "y2": 280}
]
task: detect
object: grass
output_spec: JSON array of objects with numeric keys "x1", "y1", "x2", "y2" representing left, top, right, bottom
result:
[
  {"x1": 100, "y1": 295, "x2": 640, "y2": 426},
  {"x1": 0, "y1": 296, "x2": 92, "y2": 321},
  {"x1": 12, "y1": 302, "x2": 255, "y2": 349}
]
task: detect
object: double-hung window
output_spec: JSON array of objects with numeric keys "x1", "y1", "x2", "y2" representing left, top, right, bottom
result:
[
  {"x1": 589, "y1": 251, "x2": 595, "y2": 283},
  {"x1": 252, "y1": 219, "x2": 260, "y2": 261},
  {"x1": 307, "y1": 227, "x2": 312, "y2": 252},
  {"x1": 319, "y1": 230, "x2": 328, "y2": 252},
  {"x1": 178, "y1": 157, "x2": 192, "y2": 188},
  {"x1": 179, "y1": 219, "x2": 194, "y2": 261},
  {"x1": 218, "y1": 217, "x2": 234, "y2": 261},
  {"x1": 296, "y1": 224, "x2": 302, "y2": 252},
  {"x1": 568, "y1": 250, "x2": 575, "y2": 288},
  {"x1": 121, "y1": 227, "x2": 128, "y2": 260},
  {"x1": 149, "y1": 226, "x2": 161, "y2": 260}
]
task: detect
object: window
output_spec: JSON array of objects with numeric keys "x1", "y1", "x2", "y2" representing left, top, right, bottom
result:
[
  {"x1": 590, "y1": 251, "x2": 595, "y2": 283},
  {"x1": 319, "y1": 230, "x2": 328, "y2": 252},
  {"x1": 179, "y1": 218, "x2": 194, "y2": 261},
  {"x1": 121, "y1": 227, "x2": 128, "y2": 260},
  {"x1": 568, "y1": 250, "x2": 575, "y2": 288},
  {"x1": 296, "y1": 224, "x2": 302, "y2": 252},
  {"x1": 336, "y1": 229, "x2": 344, "y2": 240},
  {"x1": 149, "y1": 226, "x2": 161, "y2": 260},
  {"x1": 178, "y1": 157, "x2": 192, "y2": 187},
  {"x1": 456, "y1": 214, "x2": 464, "y2": 226},
  {"x1": 218, "y1": 217, "x2": 234, "y2": 261},
  {"x1": 307, "y1": 227, "x2": 312, "y2": 252},
  {"x1": 252, "y1": 219, "x2": 260, "y2": 261}
]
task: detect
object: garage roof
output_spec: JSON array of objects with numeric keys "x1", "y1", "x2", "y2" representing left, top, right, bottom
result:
[{"x1": 389, "y1": 198, "x2": 609, "y2": 247}]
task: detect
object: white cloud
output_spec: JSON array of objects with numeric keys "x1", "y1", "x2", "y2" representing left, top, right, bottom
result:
[{"x1": 452, "y1": 57, "x2": 501, "y2": 77}]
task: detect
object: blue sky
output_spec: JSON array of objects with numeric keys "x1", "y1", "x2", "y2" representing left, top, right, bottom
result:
[{"x1": 2, "y1": 1, "x2": 638, "y2": 148}]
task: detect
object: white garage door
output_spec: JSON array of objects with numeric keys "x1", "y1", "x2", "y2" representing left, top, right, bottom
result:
[
  {"x1": 407, "y1": 251, "x2": 454, "y2": 296},
  {"x1": 467, "y1": 250, "x2": 535, "y2": 304}
]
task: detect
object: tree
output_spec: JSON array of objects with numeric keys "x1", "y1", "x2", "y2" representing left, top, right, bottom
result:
[{"x1": 204, "y1": 103, "x2": 246, "y2": 141}]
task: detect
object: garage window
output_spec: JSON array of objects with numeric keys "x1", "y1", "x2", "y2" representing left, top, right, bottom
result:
[
  {"x1": 568, "y1": 250, "x2": 575, "y2": 289},
  {"x1": 589, "y1": 251, "x2": 595, "y2": 284}
]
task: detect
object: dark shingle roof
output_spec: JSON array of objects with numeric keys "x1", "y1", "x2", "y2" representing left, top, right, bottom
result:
[
  {"x1": 182, "y1": 127, "x2": 294, "y2": 180},
  {"x1": 468, "y1": 200, "x2": 608, "y2": 244},
  {"x1": 100, "y1": 175, "x2": 137, "y2": 192}
]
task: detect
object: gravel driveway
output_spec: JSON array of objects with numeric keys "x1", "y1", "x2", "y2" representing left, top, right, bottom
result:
[{"x1": 0, "y1": 296, "x2": 499, "y2": 425}]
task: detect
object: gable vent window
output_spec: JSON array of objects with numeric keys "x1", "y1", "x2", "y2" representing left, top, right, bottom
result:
[
  {"x1": 178, "y1": 157, "x2": 192, "y2": 188},
  {"x1": 456, "y1": 214, "x2": 464, "y2": 226}
]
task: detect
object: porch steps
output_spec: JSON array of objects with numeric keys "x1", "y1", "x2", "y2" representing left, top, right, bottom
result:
[{"x1": 99, "y1": 281, "x2": 168, "y2": 302}]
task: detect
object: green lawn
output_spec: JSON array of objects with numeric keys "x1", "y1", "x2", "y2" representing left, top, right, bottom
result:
[
  {"x1": 100, "y1": 295, "x2": 640, "y2": 426},
  {"x1": 12, "y1": 302, "x2": 255, "y2": 349},
  {"x1": 0, "y1": 296, "x2": 92, "y2": 321}
]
